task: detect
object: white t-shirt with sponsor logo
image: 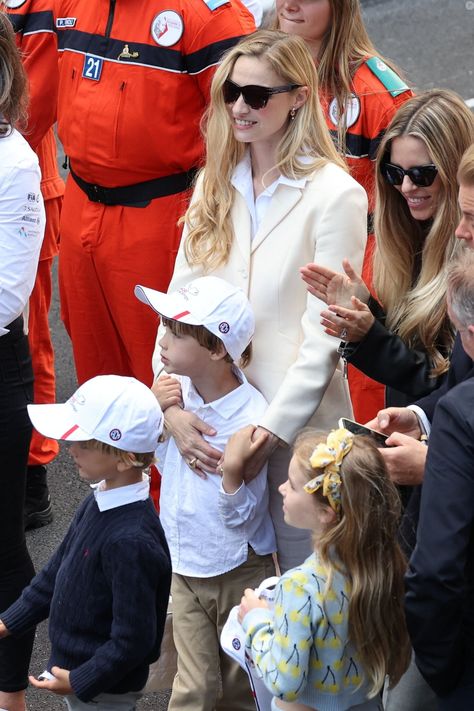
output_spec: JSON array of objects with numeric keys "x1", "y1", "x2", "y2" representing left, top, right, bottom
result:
[{"x1": 0, "y1": 124, "x2": 45, "y2": 335}]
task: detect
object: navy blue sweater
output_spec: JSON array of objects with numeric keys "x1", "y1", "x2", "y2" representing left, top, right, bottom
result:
[{"x1": 2, "y1": 493, "x2": 171, "y2": 702}]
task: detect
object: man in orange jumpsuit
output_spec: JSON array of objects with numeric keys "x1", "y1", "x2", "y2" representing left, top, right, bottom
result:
[
  {"x1": 50, "y1": 0, "x2": 254, "y2": 386},
  {"x1": 6, "y1": 0, "x2": 65, "y2": 529}
]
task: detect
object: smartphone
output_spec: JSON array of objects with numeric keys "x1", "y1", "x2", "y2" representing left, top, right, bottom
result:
[{"x1": 338, "y1": 417, "x2": 388, "y2": 447}]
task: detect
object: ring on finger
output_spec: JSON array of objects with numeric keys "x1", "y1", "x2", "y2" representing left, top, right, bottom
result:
[
  {"x1": 188, "y1": 457, "x2": 198, "y2": 469},
  {"x1": 340, "y1": 327, "x2": 348, "y2": 340}
]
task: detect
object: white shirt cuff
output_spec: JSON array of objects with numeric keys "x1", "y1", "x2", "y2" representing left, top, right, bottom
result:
[{"x1": 407, "y1": 404, "x2": 431, "y2": 437}]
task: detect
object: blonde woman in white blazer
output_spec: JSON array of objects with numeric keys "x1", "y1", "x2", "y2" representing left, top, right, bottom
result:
[{"x1": 152, "y1": 31, "x2": 367, "y2": 572}]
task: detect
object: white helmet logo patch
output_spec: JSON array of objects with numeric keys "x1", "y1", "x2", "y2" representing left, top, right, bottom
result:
[
  {"x1": 151, "y1": 11, "x2": 184, "y2": 47},
  {"x1": 329, "y1": 95, "x2": 361, "y2": 129}
]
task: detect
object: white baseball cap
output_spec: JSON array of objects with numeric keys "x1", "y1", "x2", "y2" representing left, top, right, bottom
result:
[
  {"x1": 27, "y1": 375, "x2": 164, "y2": 453},
  {"x1": 135, "y1": 276, "x2": 254, "y2": 361}
]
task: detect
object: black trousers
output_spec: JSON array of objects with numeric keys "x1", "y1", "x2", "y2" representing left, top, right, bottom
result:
[{"x1": 0, "y1": 317, "x2": 36, "y2": 691}]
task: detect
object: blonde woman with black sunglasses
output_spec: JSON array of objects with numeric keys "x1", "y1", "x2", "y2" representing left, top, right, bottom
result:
[
  {"x1": 151, "y1": 30, "x2": 367, "y2": 576},
  {"x1": 302, "y1": 90, "x2": 474, "y2": 414}
]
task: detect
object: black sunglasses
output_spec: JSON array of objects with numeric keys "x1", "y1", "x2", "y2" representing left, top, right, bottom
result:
[
  {"x1": 222, "y1": 78, "x2": 301, "y2": 110},
  {"x1": 381, "y1": 162, "x2": 439, "y2": 187}
]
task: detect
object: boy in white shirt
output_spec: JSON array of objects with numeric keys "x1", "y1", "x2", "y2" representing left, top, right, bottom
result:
[{"x1": 135, "y1": 276, "x2": 276, "y2": 711}]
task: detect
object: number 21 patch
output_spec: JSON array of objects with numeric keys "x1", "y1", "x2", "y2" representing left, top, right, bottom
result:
[{"x1": 82, "y1": 54, "x2": 103, "y2": 81}]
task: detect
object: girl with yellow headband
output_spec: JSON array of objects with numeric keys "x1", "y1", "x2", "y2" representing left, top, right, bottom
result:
[{"x1": 230, "y1": 427, "x2": 410, "y2": 710}]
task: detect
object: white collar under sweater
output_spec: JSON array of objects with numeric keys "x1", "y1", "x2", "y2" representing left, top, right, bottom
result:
[{"x1": 93, "y1": 473, "x2": 150, "y2": 512}]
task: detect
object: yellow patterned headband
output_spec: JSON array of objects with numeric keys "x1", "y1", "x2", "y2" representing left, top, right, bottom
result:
[{"x1": 304, "y1": 428, "x2": 354, "y2": 513}]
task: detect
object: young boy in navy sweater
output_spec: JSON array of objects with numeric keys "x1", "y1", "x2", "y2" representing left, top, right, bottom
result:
[{"x1": 0, "y1": 375, "x2": 171, "y2": 710}]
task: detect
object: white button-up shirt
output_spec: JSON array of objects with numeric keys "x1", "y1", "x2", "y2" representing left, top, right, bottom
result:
[
  {"x1": 0, "y1": 126, "x2": 45, "y2": 335},
  {"x1": 156, "y1": 369, "x2": 276, "y2": 577},
  {"x1": 231, "y1": 151, "x2": 307, "y2": 240}
]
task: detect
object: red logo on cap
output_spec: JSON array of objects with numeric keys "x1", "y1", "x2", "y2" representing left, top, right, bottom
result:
[
  {"x1": 61, "y1": 424, "x2": 80, "y2": 439},
  {"x1": 172, "y1": 310, "x2": 191, "y2": 321}
]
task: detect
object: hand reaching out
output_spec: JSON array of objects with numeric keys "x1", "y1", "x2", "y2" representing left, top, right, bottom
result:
[
  {"x1": 29, "y1": 666, "x2": 73, "y2": 695},
  {"x1": 238, "y1": 588, "x2": 269, "y2": 623},
  {"x1": 365, "y1": 407, "x2": 422, "y2": 439},
  {"x1": 220, "y1": 426, "x2": 281, "y2": 485},
  {"x1": 378, "y1": 432, "x2": 427, "y2": 486},
  {"x1": 163, "y1": 405, "x2": 222, "y2": 478},
  {"x1": 320, "y1": 296, "x2": 375, "y2": 342},
  {"x1": 300, "y1": 258, "x2": 369, "y2": 307},
  {"x1": 221, "y1": 425, "x2": 270, "y2": 492},
  {"x1": 152, "y1": 374, "x2": 182, "y2": 411}
]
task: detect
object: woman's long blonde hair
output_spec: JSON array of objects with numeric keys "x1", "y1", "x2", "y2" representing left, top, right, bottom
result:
[
  {"x1": 184, "y1": 30, "x2": 345, "y2": 270},
  {"x1": 374, "y1": 90, "x2": 474, "y2": 376},
  {"x1": 274, "y1": 0, "x2": 404, "y2": 155},
  {"x1": 294, "y1": 429, "x2": 411, "y2": 696}
]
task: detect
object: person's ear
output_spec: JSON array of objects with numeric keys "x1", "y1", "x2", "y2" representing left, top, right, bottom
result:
[
  {"x1": 209, "y1": 342, "x2": 228, "y2": 361},
  {"x1": 319, "y1": 503, "x2": 337, "y2": 526},
  {"x1": 116, "y1": 453, "x2": 138, "y2": 471},
  {"x1": 468, "y1": 325, "x2": 474, "y2": 339},
  {"x1": 292, "y1": 85, "x2": 309, "y2": 111}
]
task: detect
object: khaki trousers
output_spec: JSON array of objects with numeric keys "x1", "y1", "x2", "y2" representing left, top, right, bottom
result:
[{"x1": 169, "y1": 548, "x2": 275, "y2": 711}]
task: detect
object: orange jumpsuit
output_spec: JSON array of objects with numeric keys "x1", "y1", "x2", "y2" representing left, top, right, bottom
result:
[
  {"x1": 321, "y1": 58, "x2": 413, "y2": 422},
  {"x1": 51, "y1": 0, "x2": 255, "y2": 386},
  {"x1": 8, "y1": 2, "x2": 65, "y2": 467}
]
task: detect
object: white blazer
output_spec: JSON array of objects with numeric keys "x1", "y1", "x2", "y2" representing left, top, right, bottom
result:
[{"x1": 153, "y1": 161, "x2": 368, "y2": 444}]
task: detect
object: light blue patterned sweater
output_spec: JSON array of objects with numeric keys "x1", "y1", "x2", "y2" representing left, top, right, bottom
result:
[{"x1": 242, "y1": 553, "x2": 372, "y2": 711}]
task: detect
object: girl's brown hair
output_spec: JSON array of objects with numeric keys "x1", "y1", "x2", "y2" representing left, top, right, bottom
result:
[
  {"x1": 0, "y1": 11, "x2": 27, "y2": 132},
  {"x1": 293, "y1": 429, "x2": 411, "y2": 695}
]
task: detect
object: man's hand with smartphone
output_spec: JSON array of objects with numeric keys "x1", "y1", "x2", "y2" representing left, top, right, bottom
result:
[
  {"x1": 363, "y1": 408, "x2": 427, "y2": 485},
  {"x1": 338, "y1": 417, "x2": 388, "y2": 447}
]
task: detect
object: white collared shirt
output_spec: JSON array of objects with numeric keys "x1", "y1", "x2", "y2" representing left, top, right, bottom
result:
[
  {"x1": 231, "y1": 151, "x2": 308, "y2": 239},
  {"x1": 93, "y1": 473, "x2": 150, "y2": 512},
  {"x1": 0, "y1": 126, "x2": 45, "y2": 335},
  {"x1": 156, "y1": 369, "x2": 276, "y2": 577}
]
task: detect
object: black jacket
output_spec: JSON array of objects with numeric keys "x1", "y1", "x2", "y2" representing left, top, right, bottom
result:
[
  {"x1": 400, "y1": 335, "x2": 473, "y2": 555},
  {"x1": 340, "y1": 297, "x2": 449, "y2": 407},
  {"x1": 405, "y1": 376, "x2": 474, "y2": 700},
  {"x1": 415, "y1": 334, "x2": 474, "y2": 418}
]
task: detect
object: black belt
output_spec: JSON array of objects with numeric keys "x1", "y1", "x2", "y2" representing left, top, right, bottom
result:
[{"x1": 70, "y1": 165, "x2": 197, "y2": 206}]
